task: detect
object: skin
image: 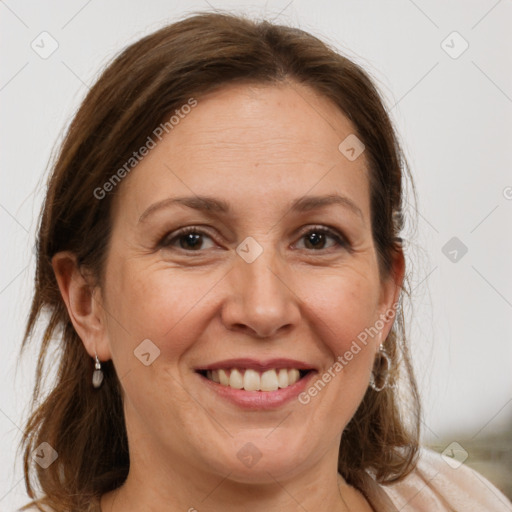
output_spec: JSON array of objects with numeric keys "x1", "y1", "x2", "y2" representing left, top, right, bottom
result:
[{"x1": 53, "y1": 80, "x2": 404, "y2": 512}]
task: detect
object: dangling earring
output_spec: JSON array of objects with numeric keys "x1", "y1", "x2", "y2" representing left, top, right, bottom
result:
[
  {"x1": 92, "y1": 352, "x2": 104, "y2": 388},
  {"x1": 369, "y1": 343, "x2": 392, "y2": 392}
]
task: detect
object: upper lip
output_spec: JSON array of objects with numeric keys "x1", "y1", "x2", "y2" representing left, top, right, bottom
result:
[{"x1": 194, "y1": 358, "x2": 317, "y2": 372}]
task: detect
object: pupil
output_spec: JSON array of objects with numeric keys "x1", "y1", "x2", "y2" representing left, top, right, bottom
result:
[
  {"x1": 182, "y1": 233, "x2": 201, "y2": 249},
  {"x1": 307, "y1": 232, "x2": 324, "y2": 249}
]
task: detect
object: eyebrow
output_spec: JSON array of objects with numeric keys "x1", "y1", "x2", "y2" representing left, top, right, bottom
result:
[{"x1": 138, "y1": 193, "x2": 364, "y2": 223}]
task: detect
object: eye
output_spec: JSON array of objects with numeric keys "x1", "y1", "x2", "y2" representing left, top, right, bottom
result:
[
  {"x1": 158, "y1": 225, "x2": 349, "y2": 253},
  {"x1": 294, "y1": 226, "x2": 349, "y2": 251},
  {"x1": 159, "y1": 226, "x2": 216, "y2": 251}
]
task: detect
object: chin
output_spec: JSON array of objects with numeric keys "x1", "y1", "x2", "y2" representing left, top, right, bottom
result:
[{"x1": 203, "y1": 434, "x2": 312, "y2": 484}]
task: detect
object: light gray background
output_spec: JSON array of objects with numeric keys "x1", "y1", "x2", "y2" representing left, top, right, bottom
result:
[{"x1": 1, "y1": 0, "x2": 511, "y2": 509}]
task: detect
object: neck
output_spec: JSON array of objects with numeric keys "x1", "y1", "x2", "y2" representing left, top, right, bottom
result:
[{"x1": 100, "y1": 455, "x2": 365, "y2": 512}]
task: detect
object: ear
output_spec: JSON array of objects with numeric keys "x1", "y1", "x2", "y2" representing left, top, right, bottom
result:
[
  {"x1": 374, "y1": 246, "x2": 405, "y2": 349},
  {"x1": 52, "y1": 251, "x2": 111, "y2": 362}
]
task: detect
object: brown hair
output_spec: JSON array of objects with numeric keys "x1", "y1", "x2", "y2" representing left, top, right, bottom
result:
[{"x1": 19, "y1": 10, "x2": 420, "y2": 511}]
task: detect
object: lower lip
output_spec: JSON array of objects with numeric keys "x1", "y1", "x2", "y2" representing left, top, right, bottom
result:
[{"x1": 196, "y1": 371, "x2": 317, "y2": 410}]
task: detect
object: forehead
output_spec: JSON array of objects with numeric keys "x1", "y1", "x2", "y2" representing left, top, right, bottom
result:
[{"x1": 112, "y1": 81, "x2": 371, "y2": 224}]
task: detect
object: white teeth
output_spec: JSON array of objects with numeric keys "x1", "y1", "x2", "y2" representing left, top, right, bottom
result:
[
  {"x1": 277, "y1": 368, "x2": 289, "y2": 388},
  {"x1": 204, "y1": 368, "x2": 307, "y2": 391},
  {"x1": 218, "y1": 369, "x2": 229, "y2": 386},
  {"x1": 260, "y1": 369, "x2": 279, "y2": 391},
  {"x1": 229, "y1": 369, "x2": 244, "y2": 389},
  {"x1": 288, "y1": 368, "x2": 300, "y2": 385},
  {"x1": 243, "y1": 369, "x2": 261, "y2": 391}
]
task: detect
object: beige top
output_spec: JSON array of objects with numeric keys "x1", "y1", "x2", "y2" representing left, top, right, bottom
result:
[
  {"x1": 22, "y1": 448, "x2": 512, "y2": 512},
  {"x1": 362, "y1": 448, "x2": 512, "y2": 511}
]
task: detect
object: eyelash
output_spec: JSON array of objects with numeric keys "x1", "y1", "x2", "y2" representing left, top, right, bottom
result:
[{"x1": 158, "y1": 225, "x2": 350, "y2": 253}]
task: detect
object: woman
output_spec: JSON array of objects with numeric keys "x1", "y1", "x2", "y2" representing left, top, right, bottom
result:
[{"x1": 19, "y1": 11, "x2": 512, "y2": 512}]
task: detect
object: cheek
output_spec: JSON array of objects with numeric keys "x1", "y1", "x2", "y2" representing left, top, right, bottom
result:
[
  {"x1": 105, "y1": 259, "x2": 222, "y2": 359},
  {"x1": 102, "y1": 260, "x2": 212, "y2": 416},
  {"x1": 302, "y1": 269, "x2": 381, "y2": 354},
  {"x1": 106, "y1": 256, "x2": 381, "y2": 341}
]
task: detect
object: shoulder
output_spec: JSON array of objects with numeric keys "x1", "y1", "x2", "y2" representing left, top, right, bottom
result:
[{"x1": 382, "y1": 447, "x2": 512, "y2": 511}]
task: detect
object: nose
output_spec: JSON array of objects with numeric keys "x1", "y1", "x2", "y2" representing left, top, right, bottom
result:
[{"x1": 221, "y1": 248, "x2": 301, "y2": 339}]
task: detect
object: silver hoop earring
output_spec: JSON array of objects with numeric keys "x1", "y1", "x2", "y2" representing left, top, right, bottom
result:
[
  {"x1": 92, "y1": 352, "x2": 104, "y2": 388},
  {"x1": 369, "y1": 343, "x2": 392, "y2": 392}
]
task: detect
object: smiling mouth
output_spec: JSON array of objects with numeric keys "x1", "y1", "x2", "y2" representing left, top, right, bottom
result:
[{"x1": 196, "y1": 368, "x2": 313, "y2": 392}]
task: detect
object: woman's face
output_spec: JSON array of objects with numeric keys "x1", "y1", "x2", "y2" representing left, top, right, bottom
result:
[{"x1": 95, "y1": 81, "x2": 402, "y2": 483}]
